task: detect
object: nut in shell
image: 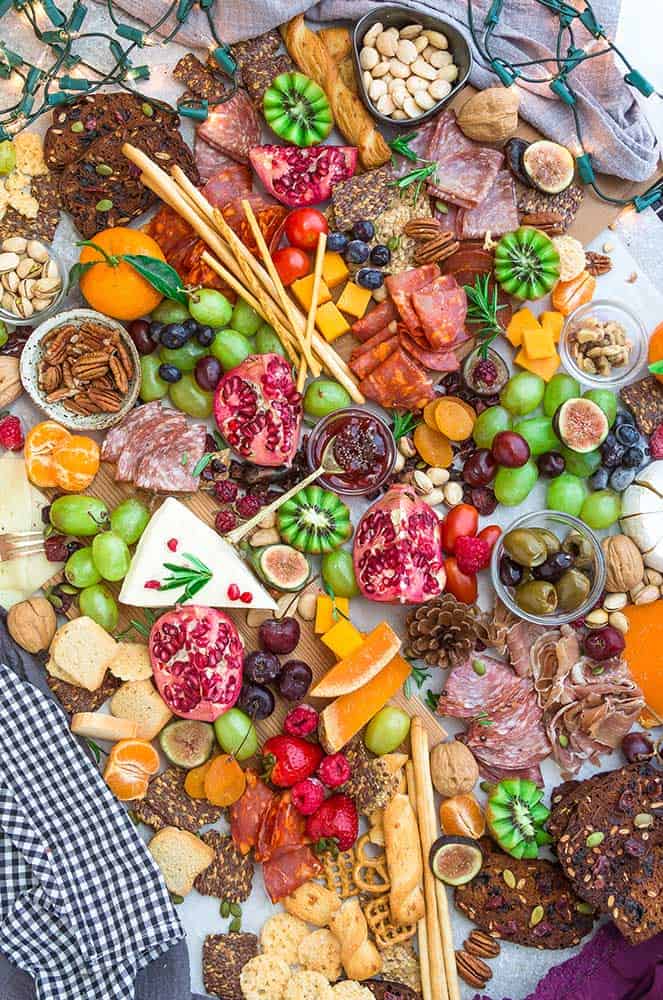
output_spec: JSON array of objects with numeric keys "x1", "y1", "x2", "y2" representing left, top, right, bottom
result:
[
  {"x1": 430, "y1": 740, "x2": 480, "y2": 798},
  {"x1": 457, "y1": 86, "x2": 520, "y2": 142},
  {"x1": 634, "y1": 584, "x2": 659, "y2": 606},
  {"x1": 608, "y1": 611, "x2": 629, "y2": 634},
  {"x1": 602, "y1": 534, "x2": 644, "y2": 593},
  {"x1": 0, "y1": 356, "x2": 21, "y2": 407},
  {"x1": 7, "y1": 597, "x2": 57, "y2": 653}
]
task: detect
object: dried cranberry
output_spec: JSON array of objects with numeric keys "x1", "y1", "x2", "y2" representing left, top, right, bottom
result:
[
  {"x1": 204, "y1": 433, "x2": 218, "y2": 453},
  {"x1": 473, "y1": 358, "x2": 498, "y2": 386},
  {"x1": 469, "y1": 486, "x2": 498, "y2": 516},
  {"x1": 44, "y1": 534, "x2": 70, "y2": 563},
  {"x1": 214, "y1": 480, "x2": 239, "y2": 504},
  {"x1": 624, "y1": 837, "x2": 647, "y2": 857}
]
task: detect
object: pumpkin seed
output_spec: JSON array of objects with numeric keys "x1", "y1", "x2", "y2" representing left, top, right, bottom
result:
[
  {"x1": 472, "y1": 659, "x2": 486, "y2": 677},
  {"x1": 229, "y1": 902, "x2": 242, "y2": 917},
  {"x1": 576, "y1": 901, "x2": 593, "y2": 914},
  {"x1": 229, "y1": 917, "x2": 241, "y2": 932},
  {"x1": 71, "y1": 121, "x2": 84, "y2": 133},
  {"x1": 634, "y1": 813, "x2": 653, "y2": 829},
  {"x1": 502, "y1": 869, "x2": 516, "y2": 889},
  {"x1": 142, "y1": 102, "x2": 154, "y2": 117},
  {"x1": 586, "y1": 831, "x2": 605, "y2": 848},
  {"x1": 529, "y1": 905, "x2": 544, "y2": 927},
  {"x1": 558, "y1": 733, "x2": 569, "y2": 748},
  {"x1": 95, "y1": 163, "x2": 113, "y2": 176},
  {"x1": 170, "y1": 893, "x2": 184, "y2": 905},
  {"x1": 220, "y1": 900, "x2": 230, "y2": 918},
  {"x1": 95, "y1": 199, "x2": 113, "y2": 212}
]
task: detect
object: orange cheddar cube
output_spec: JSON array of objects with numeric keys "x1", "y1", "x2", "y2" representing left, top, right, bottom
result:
[
  {"x1": 316, "y1": 301, "x2": 351, "y2": 342},
  {"x1": 319, "y1": 655, "x2": 412, "y2": 753},
  {"x1": 522, "y1": 326, "x2": 556, "y2": 360},
  {"x1": 314, "y1": 595, "x2": 350, "y2": 634},
  {"x1": 321, "y1": 618, "x2": 364, "y2": 660},
  {"x1": 291, "y1": 274, "x2": 331, "y2": 312},
  {"x1": 514, "y1": 346, "x2": 561, "y2": 382},
  {"x1": 322, "y1": 252, "x2": 349, "y2": 289},
  {"x1": 336, "y1": 281, "x2": 372, "y2": 319},
  {"x1": 540, "y1": 311, "x2": 564, "y2": 343},
  {"x1": 506, "y1": 307, "x2": 541, "y2": 348}
]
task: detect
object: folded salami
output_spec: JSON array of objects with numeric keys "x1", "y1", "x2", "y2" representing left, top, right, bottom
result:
[
  {"x1": 359, "y1": 346, "x2": 435, "y2": 410},
  {"x1": 351, "y1": 300, "x2": 398, "y2": 341},
  {"x1": 425, "y1": 110, "x2": 504, "y2": 209},
  {"x1": 456, "y1": 171, "x2": 518, "y2": 240},
  {"x1": 196, "y1": 90, "x2": 260, "y2": 164},
  {"x1": 411, "y1": 275, "x2": 467, "y2": 351}
]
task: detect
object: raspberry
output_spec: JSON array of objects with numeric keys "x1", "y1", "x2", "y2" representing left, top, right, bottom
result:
[
  {"x1": 235, "y1": 493, "x2": 262, "y2": 519},
  {"x1": 214, "y1": 479, "x2": 239, "y2": 504},
  {"x1": 214, "y1": 509, "x2": 237, "y2": 534},
  {"x1": 283, "y1": 704, "x2": 319, "y2": 738},
  {"x1": 650, "y1": 424, "x2": 663, "y2": 460},
  {"x1": 455, "y1": 535, "x2": 491, "y2": 575},
  {"x1": 291, "y1": 777, "x2": 325, "y2": 816},
  {"x1": 0, "y1": 414, "x2": 23, "y2": 451},
  {"x1": 317, "y1": 753, "x2": 351, "y2": 789}
]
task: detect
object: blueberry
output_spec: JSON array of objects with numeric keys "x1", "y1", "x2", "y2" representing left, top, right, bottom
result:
[
  {"x1": 614, "y1": 411, "x2": 635, "y2": 427},
  {"x1": 327, "y1": 231, "x2": 349, "y2": 253},
  {"x1": 158, "y1": 363, "x2": 182, "y2": 383},
  {"x1": 352, "y1": 220, "x2": 375, "y2": 242},
  {"x1": 622, "y1": 446, "x2": 645, "y2": 468},
  {"x1": 356, "y1": 267, "x2": 384, "y2": 290},
  {"x1": 610, "y1": 466, "x2": 636, "y2": 491},
  {"x1": 344, "y1": 240, "x2": 370, "y2": 264},
  {"x1": 615, "y1": 422, "x2": 640, "y2": 446},
  {"x1": 370, "y1": 244, "x2": 391, "y2": 267},
  {"x1": 159, "y1": 323, "x2": 189, "y2": 349},
  {"x1": 600, "y1": 435, "x2": 625, "y2": 469},
  {"x1": 196, "y1": 325, "x2": 214, "y2": 347},
  {"x1": 589, "y1": 467, "x2": 609, "y2": 490},
  {"x1": 182, "y1": 318, "x2": 198, "y2": 336}
]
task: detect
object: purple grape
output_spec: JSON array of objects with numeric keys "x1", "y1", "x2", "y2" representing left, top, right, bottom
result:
[
  {"x1": 537, "y1": 451, "x2": 565, "y2": 478},
  {"x1": 259, "y1": 616, "x2": 300, "y2": 655},
  {"x1": 128, "y1": 319, "x2": 156, "y2": 355},
  {"x1": 278, "y1": 660, "x2": 313, "y2": 701},
  {"x1": 195, "y1": 355, "x2": 223, "y2": 391},
  {"x1": 243, "y1": 650, "x2": 281, "y2": 684}
]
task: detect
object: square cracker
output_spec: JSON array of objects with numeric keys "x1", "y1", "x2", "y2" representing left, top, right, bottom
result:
[
  {"x1": 14, "y1": 133, "x2": 48, "y2": 176},
  {"x1": 203, "y1": 932, "x2": 258, "y2": 1000}
]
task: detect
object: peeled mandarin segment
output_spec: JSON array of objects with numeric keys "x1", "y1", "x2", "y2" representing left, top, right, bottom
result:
[
  {"x1": 24, "y1": 420, "x2": 71, "y2": 487},
  {"x1": 108, "y1": 738, "x2": 160, "y2": 773},
  {"x1": 52, "y1": 435, "x2": 100, "y2": 491},
  {"x1": 104, "y1": 766, "x2": 149, "y2": 801},
  {"x1": 204, "y1": 753, "x2": 247, "y2": 807},
  {"x1": 434, "y1": 399, "x2": 475, "y2": 441},
  {"x1": 311, "y1": 621, "x2": 401, "y2": 698},
  {"x1": 25, "y1": 454, "x2": 59, "y2": 488},
  {"x1": 413, "y1": 423, "x2": 453, "y2": 467},
  {"x1": 423, "y1": 398, "x2": 444, "y2": 430},
  {"x1": 550, "y1": 270, "x2": 596, "y2": 315},
  {"x1": 184, "y1": 759, "x2": 214, "y2": 799},
  {"x1": 439, "y1": 793, "x2": 485, "y2": 838}
]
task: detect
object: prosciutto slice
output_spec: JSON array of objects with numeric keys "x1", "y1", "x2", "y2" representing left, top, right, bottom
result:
[
  {"x1": 196, "y1": 90, "x2": 260, "y2": 164},
  {"x1": 230, "y1": 770, "x2": 276, "y2": 856},
  {"x1": 359, "y1": 346, "x2": 435, "y2": 410},
  {"x1": 425, "y1": 110, "x2": 504, "y2": 209},
  {"x1": 456, "y1": 171, "x2": 518, "y2": 240}
]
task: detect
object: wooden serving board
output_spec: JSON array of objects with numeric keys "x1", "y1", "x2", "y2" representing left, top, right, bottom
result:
[{"x1": 49, "y1": 460, "x2": 448, "y2": 747}]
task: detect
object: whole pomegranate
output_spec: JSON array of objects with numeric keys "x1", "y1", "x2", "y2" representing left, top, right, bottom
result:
[
  {"x1": 149, "y1": 606, "x2": 244, "y2": 722},
  {"x1": 353, "y1": 484, "x2": 446, "y2": 604},
  {"x1": 214, "y1": 354, "x2": 302, "y2": 467}
]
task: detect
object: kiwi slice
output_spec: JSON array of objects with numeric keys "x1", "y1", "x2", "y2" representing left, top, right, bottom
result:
[
  {"x1": 277, "y1": 485, "x2": 352, "y2": 555},
  {"x1": 486, "y1": 778, "x2": 552, "y2": 859},
  {"x1": 159, "y1": 720, "x2": 215, "y2": 769},
  {"x1": 263, "y1": 72, "x2": 333, "y2": 147}
]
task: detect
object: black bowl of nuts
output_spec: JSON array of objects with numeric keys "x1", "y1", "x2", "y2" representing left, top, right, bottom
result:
[{"x1": 352, "y1": 4, "x2": 472, "y2": 128}]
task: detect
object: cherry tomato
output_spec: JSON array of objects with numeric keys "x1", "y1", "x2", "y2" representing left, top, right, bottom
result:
[
  {"x1": 478, "y1": 524, "x2": 502, "y2": 554},
  {"x1": 272, "y1": 246, "x2": 311, "y2": 286},
  {"x1": 444, "y1": 556, "x2": 478, "y2": 604},
  {"x1": 284, "y1": 208, "x2": 329, "y2": 251},
  {"x1": 441, "y1": 503, "x2": 479, "y2": 553}
]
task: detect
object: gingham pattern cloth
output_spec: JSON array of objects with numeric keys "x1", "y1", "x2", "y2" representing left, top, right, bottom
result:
[{"x1": 0, "y1": 662, "x2": 184, "y2": 1000}]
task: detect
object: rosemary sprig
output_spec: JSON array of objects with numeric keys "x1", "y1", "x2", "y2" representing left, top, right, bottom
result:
[
  {"x1": 403, "y1": 662, "x2": 431, "y2": 699},
  {"x1": 425, "y1": 689, "x2": 439, "y2": 713},
  {"x1": 389, "y1": 132, "x2": 421, "y2": 163},
  {"x1": 464, "y1": 274, "x2": 507, "y2": 358},
  {"x1": 389, "y1": 161, "x2": 438, "y2": 202},
  {"x1": 322, "y1": 580, "x2": 350, "y2": 622},
  {"x1": 159, "y1": 552, "x2": 212, "y2": 604},
  {"x1": 115, "y1": 609, "x2": 158, "y2": 641},
  {"x1": 391, "y1": 411, "x2": 420, "y2": 441}
]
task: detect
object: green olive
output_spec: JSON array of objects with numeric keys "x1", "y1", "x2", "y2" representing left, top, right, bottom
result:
[
  {"x1": 555, "y1": 568, "x2": 591, "y2": 612},
  {"x1": 561, "y1": 530, "x2": 594, "y2": 569},
  {"x1": 515, "y1": 579, "x2": 558, "y2": 615},
  {"x1": 529, "y1": 528, "x2": 560, "y2": 556},
  {"x1": 503, "y1": 528, "x2": 547, "y2": 568}
]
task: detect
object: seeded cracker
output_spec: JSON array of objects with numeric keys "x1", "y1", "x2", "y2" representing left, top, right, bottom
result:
[
  {"x1": 341, "y1": 740, "x2": 400, "y2": 816},
  {"x1": 47, "y1": 670, "x2": 120, "y2": 716},
  {"x1": 174, "y1": 53, "x2": 231, "y2": 103},
  {"x1": 620, "y1": 376, "x2": 663, "y2": 435},
  {"x1": 130, "y1": 766, "x2": 222, "y2": 833},
  {"x1": 194, "y1": 830, "x2": 254, "y2": 902},
  {"x1": 331, "y1": 164, "x2": 396, "y2": 232},
  {"x1": 239, "y1": 954, "x2": 291, "y2": 1000},
  {"x1": 231, "y1": 30, "x2": 295, "y2": 109},
  {"x1": 379, "y1": 941, "x2": 422, "y2": 993},
  {"x1": 0, "y1": 173, "x2": 61, "y2": 243},
  {"x1": 260, "y1": 912, "x2": 309, "y2": 963},
  {"x1": 516, "y1": 180, "x2": 583, "y2": 232},
  {"x1": 203, "y1": 932, "x2": 258, "y2": 1000}
]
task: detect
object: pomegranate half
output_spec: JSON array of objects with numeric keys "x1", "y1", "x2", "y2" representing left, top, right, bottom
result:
[
  {"x1": 149, "y1": 605, "x2": 244, "y2": 722},
  {"x1": 353, "y1": 484, "x2": 446, "y2": 604},
  {"x1": 214, "y1": 353, "x2": 303, "y2": 467}
]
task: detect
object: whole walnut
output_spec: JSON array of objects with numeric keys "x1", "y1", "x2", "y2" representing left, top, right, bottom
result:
[
  {"x1": 602, "y1": 534, "x2": 644, "y2": 592},
  {"x1": 7, "y1": 597, "x2": 57, "y2": 653},
  {"x1": 430, "y1": 740, "x2": 479, "y2": 798}
]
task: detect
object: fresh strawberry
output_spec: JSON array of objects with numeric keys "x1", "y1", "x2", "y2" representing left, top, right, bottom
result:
[
  {"x1": 317, "y1": 753, "x2": 351, "y2": 788},
  {"x1": 283, "y1": 704, "x2": 319, "y2": 738},
  {"x1": 651, "y1": 424, "x2": 663, "y2": 460},
  {"x1": 291, "y1": 777, "x2": 325, "y2": 816},
  {"x1": 455, "y1": 534, "x2": 491, "y2": 575},
  {"x1": 306, "y1": 794, "x2": 358, "y2": 854},
  {"x1": 0, "y1": 413, "x2": 23, "y2": 451},
  {"x1": 262, "y1": 735, "x2": 323, "y2": 788}
]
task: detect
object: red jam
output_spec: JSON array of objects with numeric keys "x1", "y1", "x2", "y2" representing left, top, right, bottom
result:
[{"x1": 309, "y1": 409, "x2": 396, "y2": 495}]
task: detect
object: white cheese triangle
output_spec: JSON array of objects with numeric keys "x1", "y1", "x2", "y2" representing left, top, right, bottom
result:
[{"x1": 118, "y1": 497, "x2": 276, "y2": 611}]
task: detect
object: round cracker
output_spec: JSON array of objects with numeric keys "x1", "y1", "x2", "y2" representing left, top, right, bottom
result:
[
  {"x1": 332, "y1": 983, "x2": 375, "y2": 1000},
  {"x1": 260, "y1": 912, "x2": 310, "y2": 965},
  {"x1": 298, "y1": 929, "x2": 343, "y2": 982},
  {"x1": 284, "y1": 971, "x2": 334, "y2": 1000},
  {"x1": 240, "y1": 954, "x2": 291, "y2": 1000}
]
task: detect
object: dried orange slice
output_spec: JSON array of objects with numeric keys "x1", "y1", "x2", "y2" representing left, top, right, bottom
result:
[
  {"x1": 103, "y1": 738, "x2": 160, "y2": 802},
  {"x1": 24, "y1": 420, "x2": 71, "y2": 487},
  {"x1": 52, "y1": 434, "x2": 100, "y2": 491},
  {"x1": 204, "y1": 753, "x2": 246, "y2": 807}
]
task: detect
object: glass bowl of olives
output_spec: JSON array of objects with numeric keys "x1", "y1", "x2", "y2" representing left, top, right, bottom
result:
[{"x1": 490, "y1": 510, "x2": 606, "y2": 626}]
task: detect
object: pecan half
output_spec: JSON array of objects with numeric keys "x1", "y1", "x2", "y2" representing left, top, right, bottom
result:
[
  {"x1": 404, "y1": 217, "x2": 443, "y2": 240},
  {"x1": 585, "y1": 251, "x2": 612, "y2": 276},
  {"x1": 88, "y1": 386, "x2": 122, "y2": 412},
  {"x1": 465, "y1": 929, "x2": 501, "y2": 959},
  {"x1": 413, "y1": 232, "x2": 460, "y2": 265},
  {"x1": 519, "y1": 211, "x2": 565, "y2": 236},
  {"x1": 455, "y1": 950, "x2": 491, "y2": 988}
]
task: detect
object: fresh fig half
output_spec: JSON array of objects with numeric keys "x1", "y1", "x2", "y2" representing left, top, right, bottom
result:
[
  {"x1": 429, "y1": 835, "x2": 483, "y2": 886},
  {"x1": 523, "y1": 140, "x2": 574, "y2": 194},
  {"x1": 159, "y1": 719, "x2": 215, "y2": 768},
  {"x1": 553, "y1": 398, "x2": 609, "y2": 454}
]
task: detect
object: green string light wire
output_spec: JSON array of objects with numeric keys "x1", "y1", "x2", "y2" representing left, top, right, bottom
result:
[{"x1": 466, "y1": 0, "x2": 663, "y2": 211}]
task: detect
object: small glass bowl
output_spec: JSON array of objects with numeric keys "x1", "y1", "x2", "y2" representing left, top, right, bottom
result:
[
  {"x1": 463, "y1": 346, "x2": 509, "y2": 397},
  {"x1": 490, "y1": 509, "x2": 606, "y2": 627},
  {"x1": 306, "y1": 407, "x2": 396, "y2": 496},
  {"x1": 559, "y1": 299, "x2": 647, "y2": 391},
  {"x1": 0, "y1": 243, "x2": 66, "y2": 327}
]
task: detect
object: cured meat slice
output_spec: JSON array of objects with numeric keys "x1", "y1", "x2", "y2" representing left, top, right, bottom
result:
[
  {"x1": 221, "y1": 194, "x2": 287, "y2": 257},
  {"x1": 115, "y1": 408, "x2": 182, "y2": 482},
  {"x1": 350, "y1": 324, "x2": 397, "y2": 360},
  {"x1": 411, "y1": 275, "x2": 467, "y2": 350},
  {"x1": 425, "y1": 110, "x2": 504, "y2": 209},
  {"x1": 255, "y1": 793, "x2": 306, "y2": 863},
  {"x1": 385, "y1": 264, "x2": 440, "y2": 335},
  {"x1": 399, "y1": 332, "x2": 459, "y2": 372},
  {"x1": 202, "y1": 160, "x2": 252, "y2": 205},
  {"x1": 349, "y1": 334, "x2": 399, "y2": 379},
  {"x1": 456, "y1": 171, "x2": 518, "y2": 240},
  {"x1": 135, "y1": 421, "x2": 207, "y2": 493},
  {"x1": 360, "y1": 346, "x2": 435, "y2": 411},
  {"x1": 437, "y1": 655, "x2": 518, "y2": 719},
  {"x1": 230, "y1": 771, "x2": 276, "y2": 856},
  {"x1": 263, "y1": 844, "x2": 322, "y2": 903},
  {"x1": 196, "y1": 90, "x2": 260, "y2": 164},
  {"x1": 351, "y1": 299, "x2": 397, "y2": 341},
  {"x1": 101, "y1": 401, "x2": 162, "y2": 463},
  {"x1": 392, "y1": 119, "x2": 438, "y2": 178}
]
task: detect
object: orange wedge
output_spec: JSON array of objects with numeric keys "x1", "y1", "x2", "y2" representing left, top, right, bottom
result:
[{"x1": 311, "y1": 621, "x2": 401, "y2": 699}]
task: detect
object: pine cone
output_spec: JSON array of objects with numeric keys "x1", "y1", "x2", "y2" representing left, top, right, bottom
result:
[{"x1": 404, "y1": 594, "x2": 488, "y2": 668}]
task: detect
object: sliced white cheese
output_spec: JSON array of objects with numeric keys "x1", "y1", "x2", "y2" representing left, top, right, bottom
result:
[
  {"x1": 621, "y1": 510, "x2": 663, "y2": 556},
  {"x1": 118, "y1": 497, "x2": 276, "y2": 611},
  {"x1": 644, "y1": 536, "x2": 663, "y2": 572},
  {"x1": 620, "y1": 484, "x2": 663, "y2": 519},
  {"x1": 636, "y1": 460, "x2": 663, "y2": 496}
]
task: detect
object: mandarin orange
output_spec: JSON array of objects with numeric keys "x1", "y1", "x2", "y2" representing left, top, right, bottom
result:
[
  {"x1": 79, "y1": 227, "x2": 166, "y2": 321},
  {"x1": 52, "y1": 434, "x2": 100, "y2": 492},
  {"x1": 103, "y1": 738, "x2": 160, "y2": 801},
  {"x1": 24, "y1": 420, "x2": 71, "y2": 487}
]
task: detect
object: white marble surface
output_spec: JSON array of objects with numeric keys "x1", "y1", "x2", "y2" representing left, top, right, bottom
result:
[{"x1": 2, "y1": 3, "x2": 663, "y2": 999}]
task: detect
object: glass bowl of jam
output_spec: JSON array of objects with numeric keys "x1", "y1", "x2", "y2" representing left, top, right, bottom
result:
[{"x1": 307, "y1": 407, "x2": 397, "y2": 496}]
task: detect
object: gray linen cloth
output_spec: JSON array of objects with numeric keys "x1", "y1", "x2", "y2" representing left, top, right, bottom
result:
[{"x1": 109, "y1": 0, "x2": 658, "y2": 182}]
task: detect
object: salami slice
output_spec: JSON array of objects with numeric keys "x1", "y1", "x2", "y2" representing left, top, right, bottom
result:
[
  {"x1": 456, "y1": 171, "x2": 518, "y2": 240},
  {"x1": 351, "y1": 300, "x2": 398, "y2": 341},
  {"x1": 135, "y1": 421, "x2": 207, "y2": 493},
  {"x1": 411, "y1": 275, "x2": 467, "y2": 350},
  {"x1": 350, "y1": 323, "x2": 398, "y2": 360},
  {"x1": 385, "y1": 264, "x2": 440, "y2": 336},
  {"x1": 360, "y1": 346, "x2": 435, "y2": 410},
  {"x1": 196, "y1": 90, "x2": 260, "y2": 164},
  {"x1": 349, "y1": 334, "x2": 399, "y2": 379},
  {"x1": 115, "y1": 409, "x2": 183, "y2": 482},
  {"x1": 201, "y1": 159, "x2": 252, "y2": 206},
  {"x1": 399, "y1": 331, "x2": 459, "y2": 371},
  {"x1": 101, "y1": 401, "x2": 162, "y2": 463},
  {"x1": 425, "y1": 110, "x2": 504, "y2": 209}
]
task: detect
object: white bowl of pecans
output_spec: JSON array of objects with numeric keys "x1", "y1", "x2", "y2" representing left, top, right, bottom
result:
[
  {"x1": 0, "y1": 237, "x2": 65, "y2": 326},
  {"x1": 20, "y1": 308, "x2": 141, "y2": 430},
  {"x1": 352, "y1": 4, "x2": 471, "y2": 127}
]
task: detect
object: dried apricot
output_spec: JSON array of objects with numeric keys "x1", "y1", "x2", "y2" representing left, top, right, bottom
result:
[
  {"x1": 204, "y1": 753, "x2": 246, "y2": 806},
  {"x1": 423, "y1": 399, "x2": 443, "y2": 430},
  {"x1": 104, "y1": 738, "x2": 160, "y2": 802},
  {"x1": 413, "y1": 423, "x2": 453, "y2": 467},
  {"x1": 435, "y1": 399, "x2": 475, "y2": 441},
  {"x1": 52, "y1": 434, "x2": 100, "y2": 492},
  {"x1": 184, "y1": 759, "x2": 214, "y2": 799},
  {"x1": 24, "y1": 420, "x2": 71, "y2": 487}
]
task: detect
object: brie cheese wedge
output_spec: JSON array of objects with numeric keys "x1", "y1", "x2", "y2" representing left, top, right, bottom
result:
[{"x1": 118, "y1": 498, "x2": 276, "y2": 611}]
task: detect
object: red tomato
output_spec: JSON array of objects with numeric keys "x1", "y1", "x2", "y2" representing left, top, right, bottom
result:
[
  {"x1": 284, "y1": 208, "x2": 329, "y2": 251},
  {"x1": 441, "y1": 503, "x2": 479, "y2": 553},
  {"x1": 478, "y1": 524, "x2": 501, "y2": 554},
  {"x1": 272, "y1": 246, "x2": 310, "y2": 286},
  {"x1": 444, "y1": 556, "x2": 478, "y2": 604}
]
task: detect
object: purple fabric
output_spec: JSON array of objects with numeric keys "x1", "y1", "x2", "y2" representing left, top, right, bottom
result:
[{"x1": 475, "y1": 922, "x2": 663, "y2": 1000}]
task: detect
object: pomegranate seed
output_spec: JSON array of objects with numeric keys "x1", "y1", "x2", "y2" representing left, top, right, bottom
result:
[
  {"x1": 240, "y1": 591, "x2": 253, "y2": 604},
  {"x1": 167, "y1": 538, "x2": 178, "y2": 552},
  {"x1": 145, "y1": 579, "x2": 161, "y2": 590},
  {"x1": 227, "y1": 583, "x2": 241, "y2": 601}
]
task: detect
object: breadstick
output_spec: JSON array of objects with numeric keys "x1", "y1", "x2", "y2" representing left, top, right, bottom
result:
[
  {"x1": 407, "y1": 761, "x2": 432, "y2": 1000},
  {"x1": 329, "y1": 897, "x2": 382, "y2": 981},
  {"x1": 298, "y1": 231, "x2": 327, "y2": 391},
  {"x1": 383, "y1": 792, "x2": 425, "y2": 926}
]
